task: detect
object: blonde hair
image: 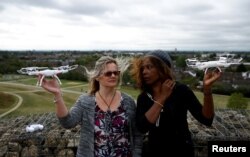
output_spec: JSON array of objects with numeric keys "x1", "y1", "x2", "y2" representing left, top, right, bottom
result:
[{"x1": 84, "y1": 56, "x2": 131, "y2": 95}]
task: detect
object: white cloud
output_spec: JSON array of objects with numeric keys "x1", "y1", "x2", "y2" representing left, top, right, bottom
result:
[{"x1": 0, "y1": 0, "x2": 249, "y2": 51}]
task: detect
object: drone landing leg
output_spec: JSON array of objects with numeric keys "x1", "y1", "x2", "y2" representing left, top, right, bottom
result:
[
  {"x1": 54, "y1": 75, "x2": 62, "y2": 85},
  {"x1": 39, "y1": 75, "x2": 45, "y2": 86}
]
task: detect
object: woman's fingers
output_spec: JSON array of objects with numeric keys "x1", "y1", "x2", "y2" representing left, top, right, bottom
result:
[
  {"x1": 163, "y1": 79, "x2": 175, "y2": 89},
  {"x1": 204, "y1": 68, "x2": 222, "y2": 86}
]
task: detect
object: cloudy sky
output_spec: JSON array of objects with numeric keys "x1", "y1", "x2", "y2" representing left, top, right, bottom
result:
[{"x1": 0, "y1": 0, "x2": 250, "y2": 51}]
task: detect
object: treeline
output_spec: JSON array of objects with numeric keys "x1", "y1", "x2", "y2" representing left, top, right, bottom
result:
[
  {"x1": 1, "y1": 51, "x2": 250, "y2": 98},
  {"x1": 0, "y1": 52, "x2": 101, "y2": 81},
  {"x1": 0, "y1": 52, "x2": 134, "y2": 83}
]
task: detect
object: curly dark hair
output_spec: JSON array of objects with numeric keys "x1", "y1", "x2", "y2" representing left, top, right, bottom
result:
[{"x1": 130, "y1": 55, "x2": 175, "y2": 92}]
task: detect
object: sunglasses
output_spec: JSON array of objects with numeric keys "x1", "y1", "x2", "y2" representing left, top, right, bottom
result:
[{"x1": 102, "y1": 71, "x2": 120, "y2": 77}]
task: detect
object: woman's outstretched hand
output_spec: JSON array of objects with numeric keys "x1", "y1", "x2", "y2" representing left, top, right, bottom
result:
[
  {"x1": 38, "y1": 74, "x2": 61, "y2": 94},
  {"x1": 203, "y1": 67, "x2": 222, "y2": 88}
]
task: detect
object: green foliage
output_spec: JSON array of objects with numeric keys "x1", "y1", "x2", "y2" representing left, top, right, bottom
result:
[
  {"x1": 235, "y1": 86, "x2": 250, "y2": 97},
  {"x1": 175, "y1": 56, "x2": 187, "y2": 68},
  {"x1": 195, "y1": 70, "x2": 204, "y2": 81},
  {"x1": 212, "y1": 83, "x2": 250, "y2": 98},
  {"x1": 236, "y1": 64, "x2": 247, "y2": 72},
  {"x1": 0, "y1": 56, "x2": 25, "y2": 74},
  {"x1": 208, "y1": 53, "x2": 217, "y2": 59},
  {"x1": 212, "y1": 83, "x2": 235, "y2": 95},
  {"x1": 60, "y1": 70, "x2": 87, "y2": 82},
  {"x1": 75, "y1": 54, "x2": 100, "y2": 68},
  {"x1": 122, "y1": 68, "x2": 136, "y2": 86},
  {"x1": 227, "y1": 92, "x2": 248, "y2": 109},
  {"x1": 179, "y1": 76, "x2": 199, "y2": 89}
]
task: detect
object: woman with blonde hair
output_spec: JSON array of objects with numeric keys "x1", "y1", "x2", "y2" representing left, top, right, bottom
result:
[{"x1": 39, "y1": 56, "x2": 142, "y2": 157}]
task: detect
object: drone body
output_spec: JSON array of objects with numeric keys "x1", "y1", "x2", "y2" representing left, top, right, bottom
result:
[
  {"x1": 29, "y1": 69, "x2": 69, "y2": 86},
  {"x1": 17, "y1": 65, "x2": 78, "y2": 86},
  {"x1": 185, "y1": 57, "x2": 242, "y2": 71},
  {"x1": 26, "y1": 124, "x2": 44, "y2": 133}
]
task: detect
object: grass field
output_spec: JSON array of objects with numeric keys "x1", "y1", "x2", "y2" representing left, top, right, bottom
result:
[{"x1": 0, "y1": 75, "x2": 250, "y2": 117}]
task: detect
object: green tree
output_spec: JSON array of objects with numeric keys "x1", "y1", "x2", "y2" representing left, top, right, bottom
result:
[
  {"x1": 236, "y1": 64, "x2": 247, "y2": 72},
  {"x1": 175, "y1": 56, "x2": 187, "y2": 68},
  {"x1": 75, "y1": 54, "x2": 100, "y2": 68},
  {"x1": 122, "y1": 69, "x2": 135, "y2": 86},
  {"x1": 227, "y1": 92, "x2": 248, "y2": 109}
]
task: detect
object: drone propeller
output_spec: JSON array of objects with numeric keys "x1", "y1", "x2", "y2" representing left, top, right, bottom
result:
[
  {"x1": 36, "y1": 67, "x2": 49, "y2": 70},
  {"x1": 68, "y1": 65, "x2": 78, "y2": 71},
  {"x1": 17, "y1": 67, "x2": 48, "y2": 74},
  {"x1": 52, "y1": 65, "x2": 78, "y2": 71}
]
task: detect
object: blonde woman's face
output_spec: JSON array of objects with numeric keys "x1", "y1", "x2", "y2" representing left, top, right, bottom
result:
[{"x1": 98, "y1": 63, "x2": 120, "y2": 88}]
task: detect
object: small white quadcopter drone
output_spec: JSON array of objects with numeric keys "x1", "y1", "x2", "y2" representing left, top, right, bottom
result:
[
  {"x1": 17, "y1": 65, "x2": 78, "y2": 86},
  {"x1": 26, "y1": 124, "x2": 44, "y2": 133}
]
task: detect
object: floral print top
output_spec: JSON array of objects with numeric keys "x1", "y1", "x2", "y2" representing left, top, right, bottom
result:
[{"x1": 94, "y1": 99, "x2": 132, "y2": 157}]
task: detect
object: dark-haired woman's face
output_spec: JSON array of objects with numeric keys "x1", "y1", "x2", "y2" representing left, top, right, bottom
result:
[{"x1": 141, "y1": 58, "x2": 160, "y2": 85}]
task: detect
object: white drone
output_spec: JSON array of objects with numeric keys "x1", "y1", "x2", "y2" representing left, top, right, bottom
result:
[
  {"x1": 185, "y1": 53, "x2": 249, "y2": 71},
  {"x1": 17, "y1": 65, "x2": 78, "y2": 86},
  {"x1": 26, "y1": 124, "x2": 44, "y2": 133},
  {"x1": 17, "y1": 66, "x2": 48, "y2": 74}
]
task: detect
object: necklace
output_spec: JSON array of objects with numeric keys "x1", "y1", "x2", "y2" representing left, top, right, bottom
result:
[
  {"x1": 98, "y1": 90, "x2": 116, "y2": 134},
  {"x1": 98, "y1": 90, "x2": 116, "y2": 112}
]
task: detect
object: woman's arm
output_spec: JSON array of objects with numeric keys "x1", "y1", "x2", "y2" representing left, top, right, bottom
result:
[
  {"x1": 38, "y1": 75, "x2": 68, "y2": 117},
  {"x1": 202, "y1": 68, "x2": 222, "y2": 119}
]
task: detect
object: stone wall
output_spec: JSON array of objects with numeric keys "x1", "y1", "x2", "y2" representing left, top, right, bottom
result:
[{"x1": 0, "y1": 109, "x2": 249, "y2": 157}]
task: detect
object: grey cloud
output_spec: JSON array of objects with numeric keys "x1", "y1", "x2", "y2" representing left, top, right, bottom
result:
[
  {"x1": 60, "y1": 3, "x2": 112, "y2": 16},
  {"x1": 0, "y1": 5, "x2": 4, "y2": 12},
  {"x1": 0, "y1": 0, "x2": 249, "y2": 50},
  {"x1": 0, "y1": 0, "x2": 112, "y2": 16},
  {"x1": 0, "y1": 0, "x2": 56, "y2": 8}
]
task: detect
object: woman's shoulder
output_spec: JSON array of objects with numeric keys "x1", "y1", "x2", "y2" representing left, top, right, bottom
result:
[
  {"x1": 120, "y1": 92, "x2": 136, "y2": 106},
  {"x1": 175, "y1": 81, "x2": 190, "y2": 90},
  {"x1": 174, "y1": 81, "x2": 193, "y2": 94},
  {"x1": 77, "y1": 93, "x2": 95, "y2": 105},
  {"x1": 120, "y1": 92, "x2": 137, "y2": 115},
  {"x1": 78, "y1": 93, "x2": 94, "y2": 99},
  {"x1": 121, "y1": 92, "x2": 134, "y2": 100}
]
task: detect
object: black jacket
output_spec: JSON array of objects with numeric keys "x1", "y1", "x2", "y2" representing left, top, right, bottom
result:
[{"x1": 136, "y1": 82, "x2": 213, "y2": 157}]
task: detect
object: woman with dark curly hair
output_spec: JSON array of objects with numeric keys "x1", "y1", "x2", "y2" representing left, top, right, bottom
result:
[{"x1": 130, "y1": 50, "x2": 222, "y2": 157}]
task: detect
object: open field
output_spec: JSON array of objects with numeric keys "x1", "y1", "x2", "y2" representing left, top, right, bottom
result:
[{"x1": 0, "y1": 75, "x2": 250, "y2": 117}]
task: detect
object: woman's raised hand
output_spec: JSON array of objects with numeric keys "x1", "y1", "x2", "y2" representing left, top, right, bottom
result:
[
  {"x1": 38, "y1": 74, "x2": 61, "y2": 94},
  {"x1": 203, "y1": 67, "x2": 222, "y2": 88},
  {"x1": 160, "y1": 79, "x2": 176, "y2": 101}
]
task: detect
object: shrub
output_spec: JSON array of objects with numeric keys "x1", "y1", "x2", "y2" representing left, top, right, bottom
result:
[{"x1": 227, "y1": 92, "x2": 248, "y2": 109}]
